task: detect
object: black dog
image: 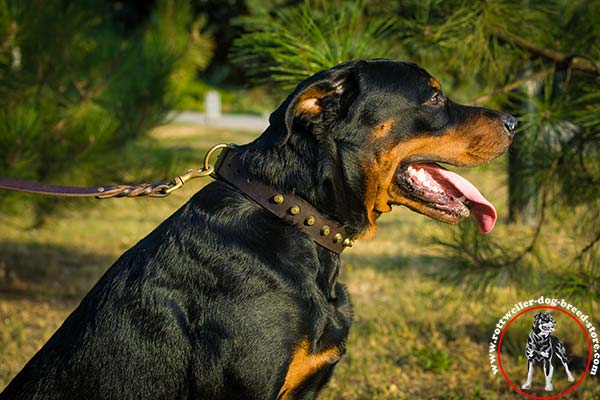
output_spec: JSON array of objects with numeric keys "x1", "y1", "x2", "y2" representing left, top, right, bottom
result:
[
  {"x1": 522, "y1": 312, "x2": 575, "y2": 391},
  {"x1": 1, "y1": 59, "x2": 515, "y2": 399}
]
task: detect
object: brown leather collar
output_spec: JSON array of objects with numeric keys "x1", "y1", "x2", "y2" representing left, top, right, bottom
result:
[{"x1": 214, "y1": 149, "x2": 354, "y2": 254}]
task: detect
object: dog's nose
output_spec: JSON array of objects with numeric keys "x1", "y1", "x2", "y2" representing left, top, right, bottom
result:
[{"x1": 502, "y1": 113, "x2": 517, "y2": 136}]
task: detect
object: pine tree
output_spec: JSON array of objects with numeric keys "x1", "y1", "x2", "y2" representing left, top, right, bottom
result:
[
  {"x1": 0, "y1": 0, "x2": 212, "y2": 223},
  {"x1": 232, "y1": 0, "x2": 600, "y2": 306},
  {"x1": 232, "y1": 0, "x2": 401, "y2": 90}
]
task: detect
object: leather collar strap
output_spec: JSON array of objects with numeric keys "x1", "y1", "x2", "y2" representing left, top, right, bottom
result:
[{"x1": 214, "y1": 149, "x2": 353, "y2": 254}]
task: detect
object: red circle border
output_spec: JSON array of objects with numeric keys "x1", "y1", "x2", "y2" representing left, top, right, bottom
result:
[{"x1": 497, "y1": 305, "x2": 593, "y2": 399}]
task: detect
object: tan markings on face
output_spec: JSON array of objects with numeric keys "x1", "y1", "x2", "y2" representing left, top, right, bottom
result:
[
  {"x1": 429, "y1": 77, "x2": 442, "y2": 91},
  {"x1": 373, "y1": 118, "x2": 395, "y2": 138},
  {"x1": 359, "y1": 113, "x2": 511, "y2": 237},
  {"x1": 278, "y1": 338, "x2": 341, "y2": 399}
]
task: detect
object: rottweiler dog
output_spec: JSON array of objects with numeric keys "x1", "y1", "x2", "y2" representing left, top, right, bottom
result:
[
  {"x1": 1, "y1": 59, "x2": 515, "y2": 400},
  {"x1": 522, "y1": 312, "x2": 575, "y2": 391}
]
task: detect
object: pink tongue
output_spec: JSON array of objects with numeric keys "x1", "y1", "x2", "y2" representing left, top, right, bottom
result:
[{"x1": 416, "y1": 164, "x2": 497, "y2": 234}]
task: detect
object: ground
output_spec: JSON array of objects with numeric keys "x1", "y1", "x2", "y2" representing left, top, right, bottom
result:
[{"x1": 0, "y1": 124, "x2": 598, "y2": 399}]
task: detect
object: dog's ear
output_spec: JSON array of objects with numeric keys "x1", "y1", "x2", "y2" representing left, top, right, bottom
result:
[
  {"x1": 264, "y1": 62, "x2": 361, "y2": 147},
  {"x1": 533, "y1": 313, "x2": 541, "y2": 320}
]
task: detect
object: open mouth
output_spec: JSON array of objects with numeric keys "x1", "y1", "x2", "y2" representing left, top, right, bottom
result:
[{"x1": 395, "y1": 162, "x2": 497, "y2": 233}]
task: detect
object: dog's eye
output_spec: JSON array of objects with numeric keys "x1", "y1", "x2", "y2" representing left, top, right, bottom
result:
[{"x1": 426, "y1": 93, "x2": 444, "y2": 106}]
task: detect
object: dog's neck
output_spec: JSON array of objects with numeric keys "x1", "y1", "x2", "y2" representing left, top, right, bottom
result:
[
  {"x1": 215, "y1": 149, "x2": 352, "y2": 253},
  {"x1": 236, "y1": 133, "x2": 370, "y2": 238}
]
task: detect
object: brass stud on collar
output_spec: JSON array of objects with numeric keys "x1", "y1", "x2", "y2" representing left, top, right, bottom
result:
[
  {"x1": 333, "y1": 233, "x2": 343, "y2": 243},
  {"x1": 289, "y1": 205, "x2": 300, "y2": 215},
  {"x1": 321, "y1": 225, "x2": 330, "y2": 236},
  {"x1": 342, "y1": 238, "x2": 354, "y2": 247},
  {"x1": 305, "y1": 216, "x2": 315, "y2": 226},
  {"x1": 273, "y1": 194, "x2": 284, "y2": 204}
]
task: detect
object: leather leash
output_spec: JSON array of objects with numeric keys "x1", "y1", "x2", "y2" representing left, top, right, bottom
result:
[
  {"x1": 0, "y1": 144, "x2": 229, "y2": 199},
  {"x1": 0, "y1": 177, "x2": 173, "y2": 198}
]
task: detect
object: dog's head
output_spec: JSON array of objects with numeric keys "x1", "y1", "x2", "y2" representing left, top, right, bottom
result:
[
  {"x1": 533, "y1": 312, "x2": 556, "y2": 336},
  {"x1": 254, "y1": 59, "x2": 515, "y2": 238}
]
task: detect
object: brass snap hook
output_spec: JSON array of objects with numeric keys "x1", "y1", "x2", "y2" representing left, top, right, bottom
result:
[{"x1": 164, "y1": 143, "x2": 235, "y2": 194}]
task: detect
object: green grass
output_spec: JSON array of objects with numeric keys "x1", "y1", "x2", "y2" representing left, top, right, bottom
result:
[{"x1": 1, "y1": 124, "x2": 598, "y2": 399}]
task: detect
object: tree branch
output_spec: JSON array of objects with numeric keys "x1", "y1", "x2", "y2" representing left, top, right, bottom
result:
[
  {"x1": 581, "y1": 231, "x2": 600, "y2": 256},
  {"x1": 471, "y1": 31, "x2": 599, "y2": 105},
  {"x1": 493, "y1": 31, "x2": 599, "y2": 75},
  {"x1": 469, "y1": 69, "x2": 550, "y2": 105},
  {"x1": 504, "y1": 157, "x2": 560, "y2": 268},
  {"x1": 571, "y1": 230, "x2": 600, "y2": 267}
]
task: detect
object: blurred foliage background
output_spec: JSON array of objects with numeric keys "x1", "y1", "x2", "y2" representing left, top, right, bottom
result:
[{"x1": 1, "y1": 0, "x2": 599, "y2": 397}]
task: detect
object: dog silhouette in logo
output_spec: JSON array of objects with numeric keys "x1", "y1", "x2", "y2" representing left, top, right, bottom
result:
[{"x1": 521, "y1": 312, "x2": 575, "y2": 391}]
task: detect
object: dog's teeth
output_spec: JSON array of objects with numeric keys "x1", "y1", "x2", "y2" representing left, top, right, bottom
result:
[
  {"x1": 415, "y1": 169, "x2": 427, "y2": 182},
  {"x1": 457, "y1": 196, "x2": 466, "y2": 202}
]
